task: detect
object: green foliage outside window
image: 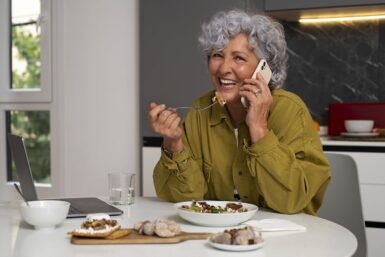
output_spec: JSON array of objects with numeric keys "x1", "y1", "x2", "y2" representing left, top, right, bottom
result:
[
  {"x1": 12, "y1": 24, "x2": 40, "y2": 89},
  {"x1": 10, "y1": 111, "x2": 50, "y2": 183},
  {"x1": 10, "y1": 24, "x2": 51, "y2": 183}
]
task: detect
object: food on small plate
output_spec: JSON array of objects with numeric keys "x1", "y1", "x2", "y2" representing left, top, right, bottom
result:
[
  {"x1": 180, "y1": 200, "x2": 248, "y2": 213},
  {"x1": 68, "y1": 213, "x2": 126, "y2": 238},
  {"x1": 212, "y1": 91, "x2": 226, "y2": 106},
  {"x1": 208, "y1": 226, "x2": 265, "y2": 251},
  {"x1": 134, "y1": 219, "x2": 181, "y2": 238},
  {"x1": 210, "y1": 226, "x2": 263, "y2": 246}
]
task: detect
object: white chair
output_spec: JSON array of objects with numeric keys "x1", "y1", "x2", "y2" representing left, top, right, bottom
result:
[{"x1": 318, "y1": 153, "x2": 367, "y2": 257}]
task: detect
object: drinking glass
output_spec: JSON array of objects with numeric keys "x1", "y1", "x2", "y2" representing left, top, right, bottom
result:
[{"x1": 108, "y1": 172, "x2": 136, "y2": 205}]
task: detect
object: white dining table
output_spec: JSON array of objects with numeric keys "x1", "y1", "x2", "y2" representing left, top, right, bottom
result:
[{"x1": 0, "y1": 197, "x2": 357, "y2": 257}]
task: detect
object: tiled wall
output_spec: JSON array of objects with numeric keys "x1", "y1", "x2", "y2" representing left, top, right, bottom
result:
[{"x1": 283, "y1": 21, "x2": 385, "y2": 125}]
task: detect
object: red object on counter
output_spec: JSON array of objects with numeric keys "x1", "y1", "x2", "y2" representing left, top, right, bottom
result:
[{"x1": 328, "y1": 102, "x2": 385, "y2": 136}]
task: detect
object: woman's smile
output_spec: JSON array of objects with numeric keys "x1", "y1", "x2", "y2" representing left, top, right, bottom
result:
[{"x1": 218, "y1": 78, "x2": 238, "y2": 89}]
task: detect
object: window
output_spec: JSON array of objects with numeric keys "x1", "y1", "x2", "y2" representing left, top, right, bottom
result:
[
  {"x1": 0, "y1": 0, "x2": 52, "y2": 187},
  {"x1": 6, "y1": 110, "x2": 51, "y2": 183},
  {"x1": 11, "y1": 0, "x2": 41, "y2": 90}
]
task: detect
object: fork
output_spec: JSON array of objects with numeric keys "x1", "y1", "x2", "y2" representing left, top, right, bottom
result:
[{"x1": 168, "y1": 101, "x2": 218, "y2": 112}]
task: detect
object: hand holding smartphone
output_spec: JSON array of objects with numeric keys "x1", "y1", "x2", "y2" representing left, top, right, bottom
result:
[{"x1": 241, "y1": 59, "x2": 272, "y2": 109}]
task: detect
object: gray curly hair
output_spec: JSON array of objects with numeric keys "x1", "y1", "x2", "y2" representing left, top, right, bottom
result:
[{"x1": 198, "y1": 10, "x2": 288, "y2": 89}]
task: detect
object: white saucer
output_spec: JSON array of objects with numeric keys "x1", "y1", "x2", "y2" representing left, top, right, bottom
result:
[
  {"x1": 341, "y1": 132, "x2": 380, "y2": 137},
  {"x1": 208, "y1": 239, "x2": 265, "y2": 252}
]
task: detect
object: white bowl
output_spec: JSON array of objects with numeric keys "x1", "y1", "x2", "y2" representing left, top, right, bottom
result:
[
  {"x1": 344, "y1": 120, "x2": 374, "y2": 133},
  {"x1": 20, "y1": 200, "x2": 70, "y2": 230},
  {"x1": 174, "y1": 201, "x2": 258, "y2": 227}
]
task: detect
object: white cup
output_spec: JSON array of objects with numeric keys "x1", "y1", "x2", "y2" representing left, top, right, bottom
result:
[
  {"x1": 344, "y1": 120, "x2": 374, "y2": 133},
  {"x1": 108, "y1": 172, "x2": 136, "y2": 205}
]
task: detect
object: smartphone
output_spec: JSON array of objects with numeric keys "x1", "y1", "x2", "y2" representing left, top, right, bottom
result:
[{"x1": 241, "y1": 59, "x2": 272, "y2": 109}]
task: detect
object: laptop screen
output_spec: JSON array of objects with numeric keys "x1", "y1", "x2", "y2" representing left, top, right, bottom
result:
[{"x1": 7, "y1": 134, "x2": 38, "y2": 201}]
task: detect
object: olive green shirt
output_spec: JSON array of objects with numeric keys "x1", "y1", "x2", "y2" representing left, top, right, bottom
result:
[{"x1": 153, "y1": 89, "x2": 331, "y2": 215}]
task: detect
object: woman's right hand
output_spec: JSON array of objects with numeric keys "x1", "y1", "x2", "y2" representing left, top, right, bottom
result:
[{"x1": 148, "y1": 102, "x2": 184, "y2": 151}]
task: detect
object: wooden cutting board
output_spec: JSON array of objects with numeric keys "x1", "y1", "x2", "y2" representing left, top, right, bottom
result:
[{"x1": 71, "y1": 229, "x2": 213, "y2": 245}]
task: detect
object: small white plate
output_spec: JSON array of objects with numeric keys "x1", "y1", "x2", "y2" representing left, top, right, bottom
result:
[
  {"x1": 341, "y1": 132, "x2": 380, "y2": 137},
  {"x1": 208, "y1": 239, "x2": 265, "y2": 251}
]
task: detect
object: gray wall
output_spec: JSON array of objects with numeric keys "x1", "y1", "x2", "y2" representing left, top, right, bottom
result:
[{"x1": 140, "y1": 0, "x2": 263, "y2": 138}]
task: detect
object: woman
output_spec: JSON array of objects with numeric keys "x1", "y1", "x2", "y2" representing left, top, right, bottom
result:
[{"x1": 148, "y1": 10, "x2": 330, "y2": 215}]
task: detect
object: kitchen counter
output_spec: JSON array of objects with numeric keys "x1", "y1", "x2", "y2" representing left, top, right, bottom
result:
[{"x1": 321, "y1": 137, "x2": 385, "y2": 148}]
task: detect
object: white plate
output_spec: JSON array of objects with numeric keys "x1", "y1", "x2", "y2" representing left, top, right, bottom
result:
[
  {"x1": 208, "y1": 239, "x2": 265, "y2": 251},
  {"x1": 174, "y1": 201, "x2": 258, "y2": 227},
  {"x1": 341, "y1": 132, "x2": 380, "y2": 137}
]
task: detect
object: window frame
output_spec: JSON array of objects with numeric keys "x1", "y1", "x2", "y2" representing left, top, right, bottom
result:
[
  {"x1": 0, "y1": 0, "x2": 52, "y2": 103},
  {"x1": 0, "y1": 0, "x2": 57, "y2": 200},
  {"x1": 0, "y1": 104, "x2": 56, "y2": 192}
]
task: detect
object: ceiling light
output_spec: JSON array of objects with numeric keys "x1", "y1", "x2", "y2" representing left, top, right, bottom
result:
[{"x1": 299, "y1": 14, "x2": 385, "y2": 23}]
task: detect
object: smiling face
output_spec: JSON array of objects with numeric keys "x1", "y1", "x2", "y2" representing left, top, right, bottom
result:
[{"x1": 208, "y1": 33, "x2": 259, "y2": 104}]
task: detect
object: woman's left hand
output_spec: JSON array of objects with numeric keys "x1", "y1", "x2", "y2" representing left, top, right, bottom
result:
[{"x1": 239, "y1": 73, "x2": 273, "y2": 143}]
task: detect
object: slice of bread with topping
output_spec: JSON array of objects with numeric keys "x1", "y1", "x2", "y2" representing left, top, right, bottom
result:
[{"x1": 68, "y1": 213, "x2": 121, "y2": 238}]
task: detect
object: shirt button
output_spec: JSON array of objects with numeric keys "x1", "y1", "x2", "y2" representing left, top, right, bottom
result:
[{"x1": 238, "y1": 171, "x2": 243, "y2": 176}]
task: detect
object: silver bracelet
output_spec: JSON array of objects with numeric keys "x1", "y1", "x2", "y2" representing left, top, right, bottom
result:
[{"x1": 162, "y1": 146, "x2": 174, "y2": 158}]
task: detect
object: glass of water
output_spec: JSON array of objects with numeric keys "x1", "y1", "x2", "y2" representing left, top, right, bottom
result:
[{"x1": 108, "y1": 172, "x2": 136, "y2": 205}]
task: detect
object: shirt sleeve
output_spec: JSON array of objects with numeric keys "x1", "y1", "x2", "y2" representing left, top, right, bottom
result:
[
  {"x1": 242, "y1": 105, "x2": 331, "y2": 215},
  {"x1": 153, "y1": 110, "x2": 207, "y2": 202}
]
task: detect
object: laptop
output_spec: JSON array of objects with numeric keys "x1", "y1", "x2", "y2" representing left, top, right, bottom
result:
[{"x1": 7, "y1": 134, "x2": 123, "y2": 218}]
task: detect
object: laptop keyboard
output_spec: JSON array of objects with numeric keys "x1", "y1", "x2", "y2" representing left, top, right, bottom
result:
[{"x1": 63, "y1": 198, "x2": 123, "y2": 217}]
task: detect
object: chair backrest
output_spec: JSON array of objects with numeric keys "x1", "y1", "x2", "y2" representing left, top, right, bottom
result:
[{"x1": 318, "y1": 153, "x2": 367, "y2": 257}]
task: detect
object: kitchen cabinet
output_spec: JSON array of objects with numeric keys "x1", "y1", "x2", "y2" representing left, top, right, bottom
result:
[
  {"x1": 367, "y1": 228, "x2": 385, "y2": 257},
  {"x1": 323, "y1": 151, "x2": 385, "y2": 222},
  {"x1": 324, "y1": 141, "x2": 385, "y2": 257}
]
